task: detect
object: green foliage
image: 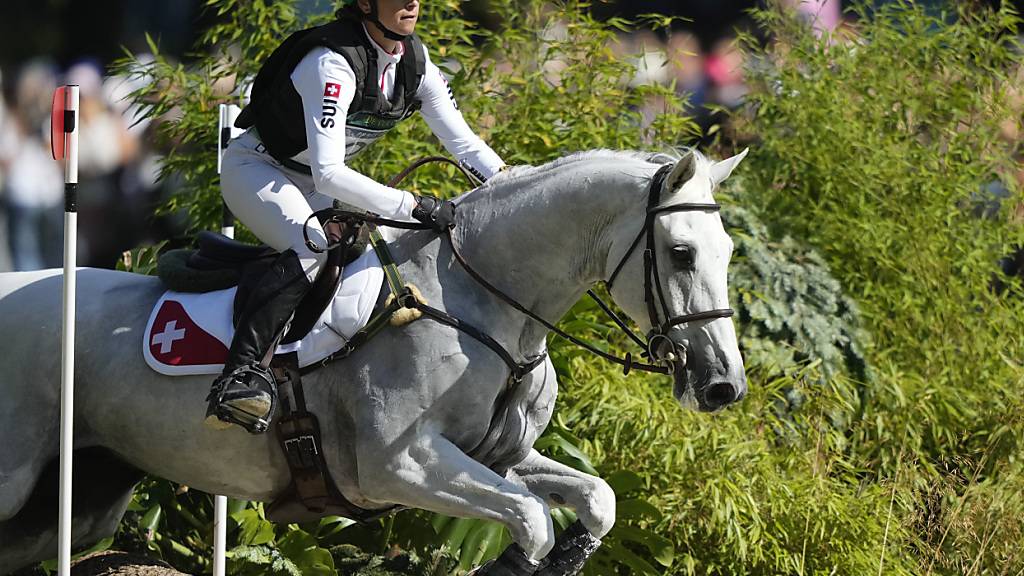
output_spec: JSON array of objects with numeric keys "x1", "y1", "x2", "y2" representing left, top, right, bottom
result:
[
  {"x1": 115, "y1": 482, "x2": 345, "y2": 576},
  {"x1": 733, "y1": 0, "x2": 1024, "y2": 573},
  {"x1": 116, "y1": 479, "x2": 219, "y2": 573},
  {"x1": 111, "y1": 0, "x2": 303, "y2": 238},
  {"x1": 553, "y1": 361, "x2": 918, "y2": 575},
  {"x1": 722, "y1": 193, "x2": 870, "y2": 383},
  {"x1": 116, "y1": 241, "x2": 166, "y2": 275},
  {"x1": 103, "y1": 0, "x2": 1024, "y2": 575}
]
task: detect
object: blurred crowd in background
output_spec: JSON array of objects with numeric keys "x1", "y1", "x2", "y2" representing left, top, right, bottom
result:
[
  {"x1": 0, "y1": 0, "x2": 1019, "y2": 272},
  {"x1": 0, "y1": 59, "x2": 173, "y2": 271}
]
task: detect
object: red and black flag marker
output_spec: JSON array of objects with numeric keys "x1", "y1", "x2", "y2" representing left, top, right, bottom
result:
[
  {"x1": 51, "y1": 86, "x2": 79, "y2": 209},
  {"x1": 50, "y1": 84, "x2": 79, "y2": 576}
]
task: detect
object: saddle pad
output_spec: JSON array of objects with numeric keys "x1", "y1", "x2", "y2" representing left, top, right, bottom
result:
[{"x1": 144, "y1": 247, "x2": 383, "y2": 376}]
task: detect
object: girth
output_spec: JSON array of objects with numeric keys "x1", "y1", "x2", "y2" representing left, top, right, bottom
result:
[{"x1": 266, "y1": 351, "x2": 400, "y2": 524}]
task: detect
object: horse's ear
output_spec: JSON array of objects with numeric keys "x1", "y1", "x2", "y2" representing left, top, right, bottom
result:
[
  {"x1": 710, "y1": 148, "x2": 749, "y2": 187},
  {"x1": 664, "y1": 151, "x2": 697, "y2": 193}
]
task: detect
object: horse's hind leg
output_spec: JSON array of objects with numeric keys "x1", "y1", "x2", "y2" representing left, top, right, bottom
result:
[
  {"x1": 0, "y1": 448, "x2": 144, "y2": 575},
  {"x1": 0, "y1": 390, "x2": 56, "y2": 523}
]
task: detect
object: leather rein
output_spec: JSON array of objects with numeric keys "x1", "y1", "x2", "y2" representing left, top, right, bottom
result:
[{"x1": 304, "y1": 157, "x2": 734, "y2": 381}]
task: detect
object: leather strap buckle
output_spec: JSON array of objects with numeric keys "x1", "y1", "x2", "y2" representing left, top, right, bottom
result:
[{"x1": 284, "y1": 435, "x2": 319, "y2": 470}]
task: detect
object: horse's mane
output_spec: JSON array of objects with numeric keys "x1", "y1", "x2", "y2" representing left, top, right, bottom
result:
[{"x1": 484, "y1": 148, "x2": 710, "y2": 190}]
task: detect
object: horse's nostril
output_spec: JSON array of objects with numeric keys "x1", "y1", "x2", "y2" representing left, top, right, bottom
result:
[{"x1": 703, "y1": 382, "x2": 737, "y2": 409}]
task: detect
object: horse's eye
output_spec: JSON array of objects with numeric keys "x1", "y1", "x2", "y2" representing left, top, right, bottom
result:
[{"x1": 673, "y1": 245, "x2": 696, "y2": 270}]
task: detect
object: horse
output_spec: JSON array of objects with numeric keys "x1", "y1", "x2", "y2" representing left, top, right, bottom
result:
[{"x1": 0, "y1": 148, "x2": 748, "y2": 574}]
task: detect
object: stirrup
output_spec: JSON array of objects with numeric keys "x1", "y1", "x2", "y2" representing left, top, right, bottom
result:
[{"x1": 205, "y1": 365, "x2": 278, "y2": 434}]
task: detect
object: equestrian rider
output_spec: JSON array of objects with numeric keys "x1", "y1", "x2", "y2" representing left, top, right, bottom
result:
[{"x1": 206, "y1": 0, "x2": 505, "y2": 433}]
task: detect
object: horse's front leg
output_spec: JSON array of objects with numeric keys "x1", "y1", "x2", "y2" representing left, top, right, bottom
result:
[
  {"x1": 357, "y1": 433, "x2": 556, "y2": 562},
  {"x1": 507, "y1": 449, "x2": 616, "y2": 539},
  {"x1": 476, "y1": 450, "x2": 613, "y2": 576},
  {"x1": 503, "y1": 450, "x2": 613, "y2": 575}
]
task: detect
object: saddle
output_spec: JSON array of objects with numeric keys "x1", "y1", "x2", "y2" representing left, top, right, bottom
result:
[
  {"x1": 156, "y1": 218, "x2": 395, "y2": 524},
  {"x1": 157, "y1": 222, "x2": 368, "y2": 340}
]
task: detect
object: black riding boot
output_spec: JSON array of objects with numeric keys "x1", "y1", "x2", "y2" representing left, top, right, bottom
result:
[{"x1": 205, "y1": 250, "x2": 312, "y2": 434}]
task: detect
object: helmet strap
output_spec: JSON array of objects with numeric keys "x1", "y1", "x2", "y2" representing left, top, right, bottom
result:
[
  {"x1": 370, "y1": 18, "x2": 410, "y2": 41},
  {"x1": 364, "y1": 0, "x2": 410, "y2": 42}
]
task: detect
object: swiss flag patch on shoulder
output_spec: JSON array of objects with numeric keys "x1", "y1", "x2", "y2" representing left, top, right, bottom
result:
[{"x1": 324, "y1": 82, "x2": 342, "y2": 97}]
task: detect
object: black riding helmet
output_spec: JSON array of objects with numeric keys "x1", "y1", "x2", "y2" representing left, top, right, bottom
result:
[{"x1": 336, "y1": 0, "x2": 411, "y2": 42}]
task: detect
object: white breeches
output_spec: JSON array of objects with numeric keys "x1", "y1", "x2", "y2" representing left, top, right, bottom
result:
[{"x1": 220, "y1": 131, "x2": 333, "y2": 282}]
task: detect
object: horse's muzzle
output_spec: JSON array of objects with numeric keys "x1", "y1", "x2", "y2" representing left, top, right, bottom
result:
[
  {"x1": 672, "y1": 365, "x2": 746, "y2": 412},
  {"x1": 701, "y1": 381, "x2": 740, "y2": 411}
]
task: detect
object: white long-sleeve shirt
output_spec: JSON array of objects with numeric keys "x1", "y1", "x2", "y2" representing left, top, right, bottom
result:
[{"x1": 288, "y1": 25, "x2": 503, "y2": 220}]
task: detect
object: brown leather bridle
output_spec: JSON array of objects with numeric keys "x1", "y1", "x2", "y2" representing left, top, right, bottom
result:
[{"x1": 602, "y1": 163, "x2": 735, "y2": 371}]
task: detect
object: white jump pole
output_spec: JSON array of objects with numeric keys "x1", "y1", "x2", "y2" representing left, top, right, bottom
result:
[
  {"x1": 212, "y1": 102, "x2": 242, "y2": 576},
  {"x1": 56, "y1": 85, "x2": 80, "y2": 576},
  {"x1": 218, "y1": 103, "x2": 240, "y2": 239}
]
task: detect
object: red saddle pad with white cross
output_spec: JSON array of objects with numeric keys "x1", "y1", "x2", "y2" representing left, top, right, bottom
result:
[{"x1": 143, "y1": 248, "x2": 383, "y2": 376}]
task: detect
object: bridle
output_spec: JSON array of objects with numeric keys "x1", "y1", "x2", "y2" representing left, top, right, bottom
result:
[
  {"x1": 601, "y1": 163, "x2": 735, "y2": 371},
  {"x1": 442, "y1": 161, "x2": 735, "y2": 376},
  {"x1": 305, "y1": 158, "x2": 735, "y2": 379}
]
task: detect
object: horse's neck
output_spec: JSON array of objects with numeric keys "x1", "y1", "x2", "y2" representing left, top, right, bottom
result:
[{"x1": 455, "y1": 159, "x2": 647, "y2": 328}]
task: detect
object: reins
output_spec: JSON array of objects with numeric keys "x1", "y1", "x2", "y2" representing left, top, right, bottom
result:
[
  {"x1": 387, "y1": 156, "x2": 483, "y2": 189},
  {"x1": 442, "y1": 225, "x2": 671, "y2": 375},
  {"x1": 303, "y1": 156, "x2": 733, "y2": 383}
]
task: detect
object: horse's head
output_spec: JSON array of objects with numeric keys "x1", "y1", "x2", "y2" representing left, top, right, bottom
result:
[{"x1": 606, "y1": 149, "x2": 748, "y2": 412}]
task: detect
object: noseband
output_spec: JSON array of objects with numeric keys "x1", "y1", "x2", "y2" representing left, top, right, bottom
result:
[{"x1": 602, "y1": 164, "x2": 734, "y2": 369}]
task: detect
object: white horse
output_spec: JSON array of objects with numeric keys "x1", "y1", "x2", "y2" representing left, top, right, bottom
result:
[{"x1": 0, "y1": 148, "x2": 747, "y2": 574}]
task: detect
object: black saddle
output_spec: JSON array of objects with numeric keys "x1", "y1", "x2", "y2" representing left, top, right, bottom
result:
[
  {"x1": 156, "y1": 221, "x2": 368, "y2": 343},
  {"x1": 190, "y1": 231, "x2": 278, "y2": 269}
]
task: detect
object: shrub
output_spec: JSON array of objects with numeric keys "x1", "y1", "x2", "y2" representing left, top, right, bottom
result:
[{"x1": 735, "y1": 0, "x2": 1024, "y2": 572}]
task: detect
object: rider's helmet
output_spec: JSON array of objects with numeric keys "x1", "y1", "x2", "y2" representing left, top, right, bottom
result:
[{"x1": 336, "y1": 0, "x2": 412, "y2": 42}]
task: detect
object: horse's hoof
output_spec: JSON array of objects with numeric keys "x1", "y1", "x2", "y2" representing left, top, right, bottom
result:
[
  {"x1": 534, "y1": 521, "x2": 602, "y2": 576},
  {"x1": 473, "y1": 543, "x2": 540, "y2": 576}
]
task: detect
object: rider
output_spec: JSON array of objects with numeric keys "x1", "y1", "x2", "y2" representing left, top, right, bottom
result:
[{"x1": 206, "y1": 0, "x2": 505, "y2": 433}]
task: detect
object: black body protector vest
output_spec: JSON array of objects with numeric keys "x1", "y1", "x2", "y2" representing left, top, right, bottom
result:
[{"x1": 236, "y1": 17, "x2": 426, "y2": 167}]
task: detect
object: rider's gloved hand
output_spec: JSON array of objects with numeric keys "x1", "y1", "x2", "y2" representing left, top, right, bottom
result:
[{"x1": 412, "y1": 194, "x2": 457, "y2": 232}]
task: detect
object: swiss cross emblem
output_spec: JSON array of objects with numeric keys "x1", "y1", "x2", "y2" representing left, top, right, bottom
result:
[
  {"x1": 148, "y1": 300, "x2": 228, "y2": 366},
  {"x1": 152, "y1": 320, "x2": 186, "y2": 354},
  {"x1": 324, "y1": 82, "x2": 341, "y2": 97}
]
